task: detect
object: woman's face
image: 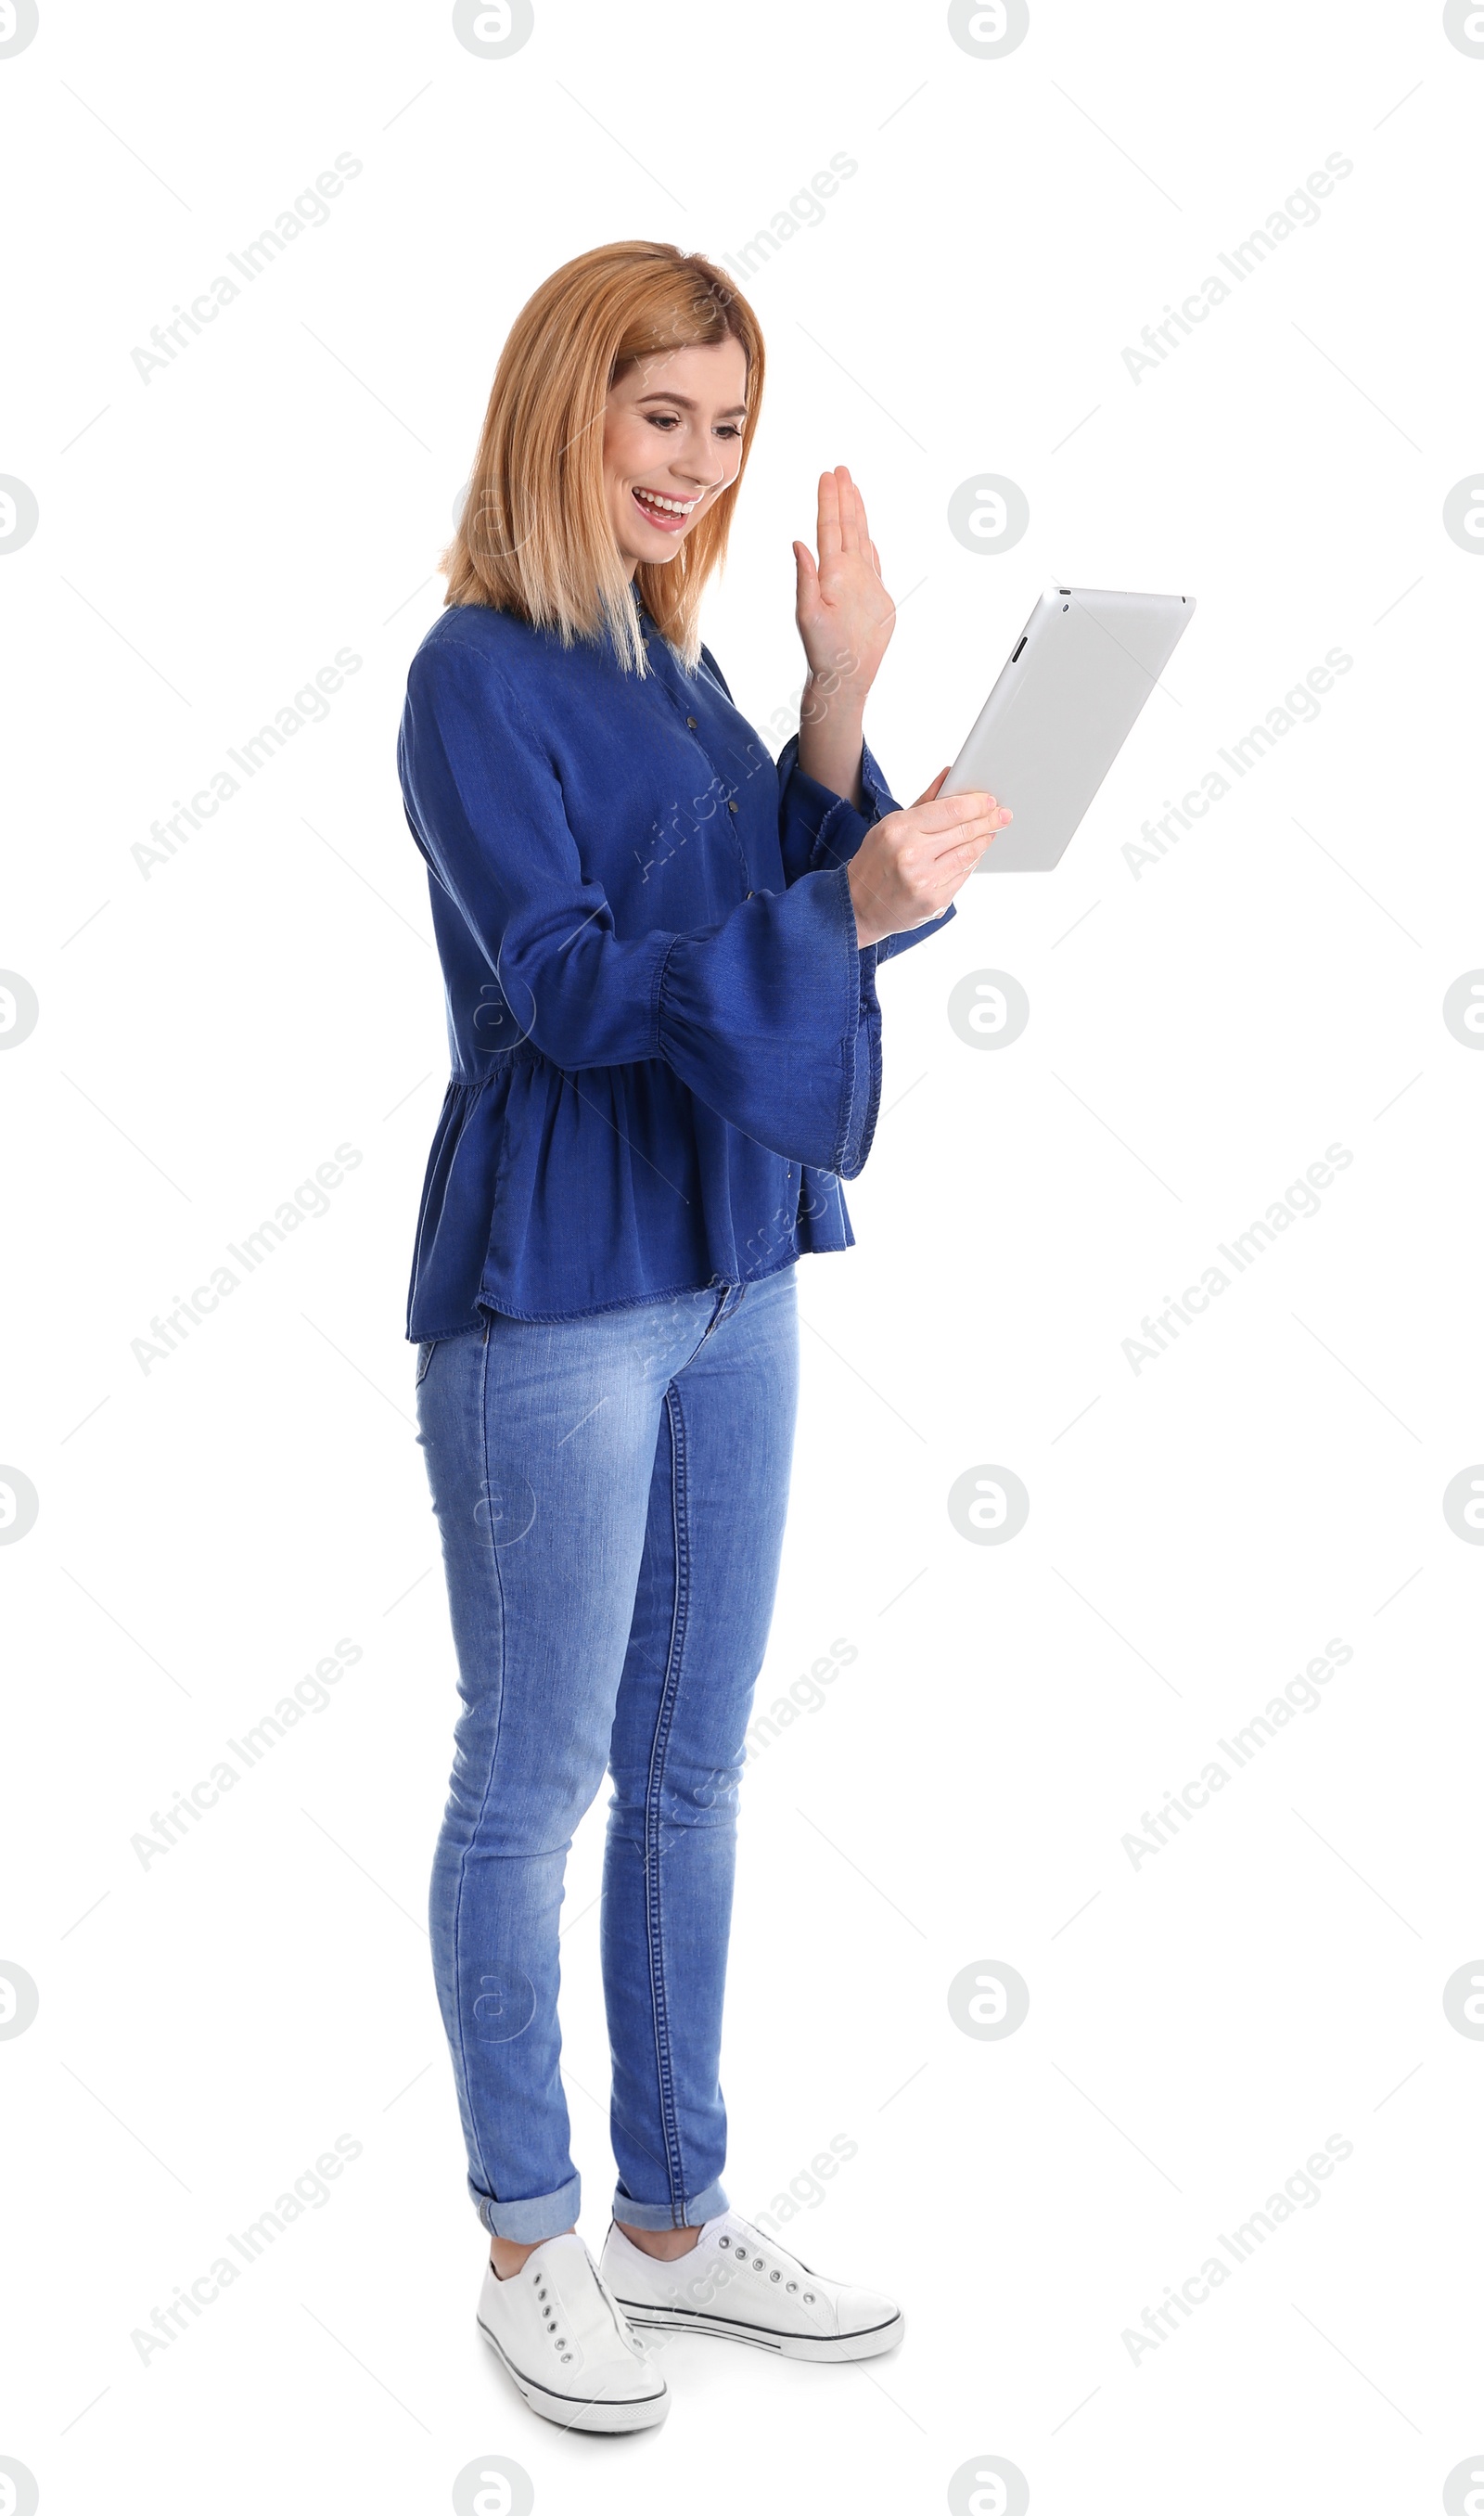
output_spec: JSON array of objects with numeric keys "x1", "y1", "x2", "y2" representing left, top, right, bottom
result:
[{"x1": 602, "y1": 336, "x2": 749, "y2": 574}]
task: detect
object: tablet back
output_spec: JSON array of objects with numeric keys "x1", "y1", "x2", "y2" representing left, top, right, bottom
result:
[{"x1": 944, "y1": 586, "x2": 1196, "y2": 871}]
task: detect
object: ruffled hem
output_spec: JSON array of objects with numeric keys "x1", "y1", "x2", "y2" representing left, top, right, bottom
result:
[{"x1": 405, "y1": 1055, "x2": 857, "y2": 1338}]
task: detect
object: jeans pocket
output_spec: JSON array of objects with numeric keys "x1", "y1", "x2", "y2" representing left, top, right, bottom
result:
[{"x1": 415, "y1": 1336, "x2": 440, "y2": 1389}]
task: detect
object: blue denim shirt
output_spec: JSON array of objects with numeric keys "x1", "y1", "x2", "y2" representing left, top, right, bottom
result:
[{"x1": 397, "y1": 590, "x2": 953, "y2": 1334}]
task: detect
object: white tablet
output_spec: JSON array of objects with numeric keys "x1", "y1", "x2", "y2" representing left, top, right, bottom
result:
[{"x1": 942, "y1": 585, "x2": 1196, "y2": 872}]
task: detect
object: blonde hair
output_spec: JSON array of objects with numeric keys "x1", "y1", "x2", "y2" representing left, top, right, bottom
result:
[{"x1": 441, "y1": 240, "x2": 764, "y2": 675}]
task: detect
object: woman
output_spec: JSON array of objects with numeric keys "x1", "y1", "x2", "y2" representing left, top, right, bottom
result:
[{"x1": 401, "y1": 240, "x2": 1005, "y2": 2434}]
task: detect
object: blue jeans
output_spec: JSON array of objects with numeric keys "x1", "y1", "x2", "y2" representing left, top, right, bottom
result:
[{"x1": 415, "y1": 1266, "x2": 799, "y2": 2241}]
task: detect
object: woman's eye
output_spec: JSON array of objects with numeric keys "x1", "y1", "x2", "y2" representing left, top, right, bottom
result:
[{"x1": 643, "y1": 413, "x2": 742, "y2": 437}]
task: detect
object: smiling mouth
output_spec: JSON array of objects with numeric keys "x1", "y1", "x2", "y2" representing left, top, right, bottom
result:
[{"x1": 631, "y1": 486, "x2": 699, "y2": 533}]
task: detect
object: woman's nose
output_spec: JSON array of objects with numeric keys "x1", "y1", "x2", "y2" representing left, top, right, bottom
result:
[{"x1": 674, "y1": 434, "x2": 728, "y2": 490}]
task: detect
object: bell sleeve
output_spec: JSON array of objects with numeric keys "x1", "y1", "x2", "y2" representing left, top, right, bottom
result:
[{"x1": 400, "y1": 635, "x2": 883, "y2": 1177}]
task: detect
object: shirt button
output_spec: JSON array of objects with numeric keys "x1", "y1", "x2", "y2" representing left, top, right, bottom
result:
[
  {"x1": 686, "y1": 715, "x2": 697, "y2": 728},
  {"x1": 727, "y1": 800, "x2": 738, "y2": 814}
]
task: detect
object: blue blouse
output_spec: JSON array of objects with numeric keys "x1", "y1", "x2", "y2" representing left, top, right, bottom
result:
[{"x1": 396, "y1": 589, "x2": 953, "y2": 1335}]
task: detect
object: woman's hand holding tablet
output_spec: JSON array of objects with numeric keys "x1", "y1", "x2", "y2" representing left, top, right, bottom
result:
[{"x1": 845, "y1": 768, "x2": 1011, "y2": 947}]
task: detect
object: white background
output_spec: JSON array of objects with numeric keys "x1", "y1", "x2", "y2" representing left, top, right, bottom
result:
[{"x1": 4, "y1": 2, "x2": 1483, "y2": 2510}]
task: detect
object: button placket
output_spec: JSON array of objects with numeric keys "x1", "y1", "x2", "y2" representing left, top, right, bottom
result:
[{"x1": 662, "y1": 676, "x2": 752, "y2": 883}]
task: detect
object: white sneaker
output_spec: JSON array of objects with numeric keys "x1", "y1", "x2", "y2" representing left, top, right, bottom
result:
[
  {"x1": 599, "y1": 2210, "x2": 904, "y2": 2361},
  {"x1": 475, "y1": 2231, "x2": 670, "y2": 2433}
]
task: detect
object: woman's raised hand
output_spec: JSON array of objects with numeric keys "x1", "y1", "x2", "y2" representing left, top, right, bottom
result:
[
  {"x1": 792, "y1": 465, "x2": 896, "y2": 704},
  {"x1": 845, "y1": 768, "x2": 1011, "y2": 948},
  {"x1": 791, "y1": 471, "x2": 1011, "y2": 936}
]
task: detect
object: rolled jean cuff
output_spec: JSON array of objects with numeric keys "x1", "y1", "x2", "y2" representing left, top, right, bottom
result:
[
  {"x1": 610, "y1": 2174, "x2": 727, "y2": 2232},
  {"x1": 473, "y1": 2172, "x2": 581, "y2": 2243}
]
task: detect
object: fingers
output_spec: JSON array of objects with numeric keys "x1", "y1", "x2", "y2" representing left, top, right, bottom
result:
[
  {"x1": 921, "y1": 802, "x2": 1011, "y2": 871},
  {"x1": 882, "y1": 824, "x2": 998, "y2": 932},
  {"x1": 911, "y1": 789, "x2": 1006, "y2": 839},
  {"x1": 929, "y1": 817, "x2": 1002, "y2": 870},
  {"x1": 819, "y1": 465, "x2": 869, "y2": 560},
  {"x1": 838, "y1": 473, "x2": 853, "y2": 558},
  {"x1": 941, "y1": 822, "x2": 1002, "y2": 871},
  {"x1": 834, "y1": 466, "x2": 859, "y2": 557},
  {"x1": 816, "y1": 469, "x2": 842, "y2": 560},
  {"x1": 889, "y1": 788, "x2": 1008, "y2": 878},
  {"x1": 851, "y1": 478, "x2": 875, "y2": 571}
]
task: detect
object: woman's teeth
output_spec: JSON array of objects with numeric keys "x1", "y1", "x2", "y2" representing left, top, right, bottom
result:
[{"x1": 633, "y1": 486, "x2": 696, "y2": 529}]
